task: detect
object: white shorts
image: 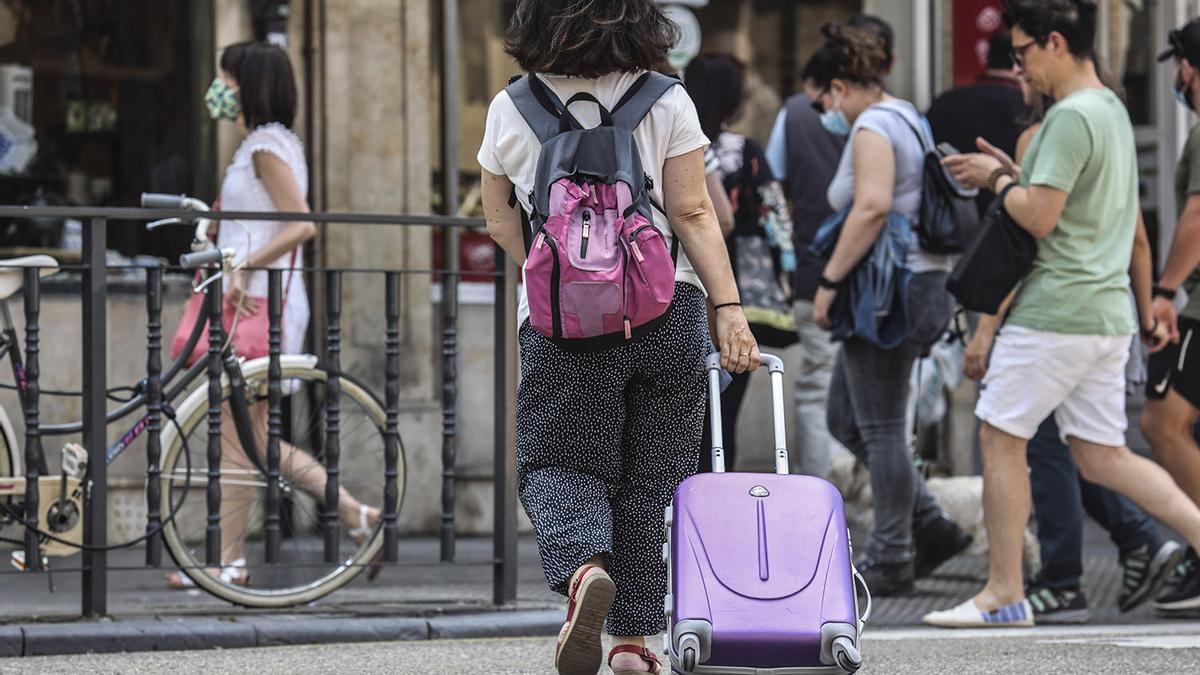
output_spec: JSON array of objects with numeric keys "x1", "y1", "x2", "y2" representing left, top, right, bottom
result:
[{"x1": 975, "y1": 325, "x2": 1132, "y2": 447}]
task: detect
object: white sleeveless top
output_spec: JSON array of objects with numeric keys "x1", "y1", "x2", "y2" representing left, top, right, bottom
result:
[{"x1": 217, "y1": 123, "x2": 311, "y2": 355}]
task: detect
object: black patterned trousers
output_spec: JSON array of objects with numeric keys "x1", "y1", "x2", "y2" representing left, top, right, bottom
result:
[{"x1": 516, "y1": 282, "x2": 710, "y2": 636}]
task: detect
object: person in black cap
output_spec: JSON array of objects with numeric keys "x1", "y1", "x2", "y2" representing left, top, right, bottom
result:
[
  {"x1": 926, "y1": 31, "x2": 1029, "y2": 216},
  {"x1": 1140, "y1": 16, "x2": 1200, "y2": 614}
]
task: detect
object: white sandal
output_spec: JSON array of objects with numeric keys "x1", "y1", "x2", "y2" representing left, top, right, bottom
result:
[
  {"x1": 347, "y1": 504, "x2": 385, "y2": 581},
  {"x1": 166, "y1": 558, "x2": 249, "y2": 589},
  {"x1": 349, "y1": 504, "x2": 373, "y2": 543}
]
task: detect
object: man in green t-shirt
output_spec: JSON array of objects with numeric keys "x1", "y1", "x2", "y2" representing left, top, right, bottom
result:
[
  {"x1": 1141, "y1": 16, "x2": 1200, "y2": 614},
  {"x1": 924, "y1": 0, "x2": 1200, "y2": 628}
]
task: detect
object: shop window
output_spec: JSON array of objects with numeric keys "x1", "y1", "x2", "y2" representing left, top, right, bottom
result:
[{"x1": 0, "y1": 0, "x2": 215, "y2": 259}]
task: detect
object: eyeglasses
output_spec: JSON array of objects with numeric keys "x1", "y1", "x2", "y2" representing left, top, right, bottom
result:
[{"x1": 1011, "y1": 39, "x2": 1040, "y2": 67}]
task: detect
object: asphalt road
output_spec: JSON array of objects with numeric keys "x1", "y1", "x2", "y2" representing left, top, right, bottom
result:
[{"x1": 3, "y1": 622, "x2": 1199, "y2": 674}]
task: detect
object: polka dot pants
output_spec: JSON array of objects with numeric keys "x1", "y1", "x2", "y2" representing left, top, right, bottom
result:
[{"x1": 516, "y1": 282, "x2": 710, "y2": 637}]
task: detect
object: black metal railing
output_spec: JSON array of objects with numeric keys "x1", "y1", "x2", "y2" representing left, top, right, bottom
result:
[{"x1": 0, "y1": 205, "x2": 519, "y2": 617}]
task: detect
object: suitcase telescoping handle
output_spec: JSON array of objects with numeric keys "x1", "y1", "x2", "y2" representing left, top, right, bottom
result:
[{"x1": 705, "y1": 352, "x2": 788, "y2": 474}]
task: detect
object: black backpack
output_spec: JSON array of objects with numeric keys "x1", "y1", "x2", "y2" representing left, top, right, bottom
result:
[{"x1": 884, "y1": 109, "x2": 981, "y2": 254}]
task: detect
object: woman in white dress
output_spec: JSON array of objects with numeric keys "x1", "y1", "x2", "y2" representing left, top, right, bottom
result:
[{"x1": 167, "y1": 42, "x2": 379, "y2": 588}]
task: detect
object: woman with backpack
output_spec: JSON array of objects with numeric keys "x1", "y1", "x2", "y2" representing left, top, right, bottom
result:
[
  {"x1": 807, "y1": 23, "x2": 969, "y2": 597},
  {"x1": 684, "y1": 53, "x2": 798, "y2": 473},
  {"x1": 478, "y1": 2, "x2": 758, "y2": 673}
]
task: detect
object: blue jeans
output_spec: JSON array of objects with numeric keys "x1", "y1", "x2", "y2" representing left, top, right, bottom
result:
[{"x1": 1029, "y1": 416, "x2": 1163, "y2": 591}]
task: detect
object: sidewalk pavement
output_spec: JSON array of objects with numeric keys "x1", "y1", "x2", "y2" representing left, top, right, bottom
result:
[{"x1": 1, "y1": 521, "x2": 1195, "y2": 658}]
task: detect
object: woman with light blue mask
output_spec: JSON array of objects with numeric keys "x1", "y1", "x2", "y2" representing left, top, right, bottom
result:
[
  {"x1": 806, "y1": 21, "x2": 964, "y2": 598},
  {"x1": 165, "y1": 41, "x2": 383, "y2": 591}
]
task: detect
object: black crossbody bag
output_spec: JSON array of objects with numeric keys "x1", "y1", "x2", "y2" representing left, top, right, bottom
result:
[{"x1": 946, "y1": 183, "x2": 1037, "y2": 314}]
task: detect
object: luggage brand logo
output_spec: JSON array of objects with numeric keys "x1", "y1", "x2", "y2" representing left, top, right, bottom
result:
[{"x1": 749, "y1": 485, "x2": 770, "y2": 497}]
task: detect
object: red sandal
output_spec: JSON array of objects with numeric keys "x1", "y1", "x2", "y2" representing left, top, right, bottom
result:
[
  {"x1": 608, "y1": 645, "x2": 663, "y2": 675},
  {"x1": 554, "y1": 565, "x2": 616, "y2": 675}
]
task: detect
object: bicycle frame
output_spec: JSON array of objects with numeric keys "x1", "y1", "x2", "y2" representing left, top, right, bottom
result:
[{"x1": 0, "y1": 278, "x2": 269, "y2": 479}]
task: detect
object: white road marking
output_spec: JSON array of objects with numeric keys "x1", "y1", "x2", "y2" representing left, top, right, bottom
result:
[
  {"x1": 1040, "y1": 635, "x2": 1200, "y2": 650},
  {"x1": 864, "y1": 622, "x2": 1200, "y2": 642}
]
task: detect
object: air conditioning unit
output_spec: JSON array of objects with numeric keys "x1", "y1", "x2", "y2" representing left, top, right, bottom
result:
[{"x1": 0, "y1": 64, "x2": 32, "y2": 124}]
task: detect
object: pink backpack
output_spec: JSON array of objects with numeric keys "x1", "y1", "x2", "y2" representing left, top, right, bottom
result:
[{"x1": 507, "y1": 73, "x2": 681, "y2": 350}]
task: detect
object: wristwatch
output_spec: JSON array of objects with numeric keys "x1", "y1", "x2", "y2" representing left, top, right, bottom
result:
[
  {"x1": 1153, "y1": 285, "x2": 1178, "y2": 301},
  {"x1": 818, "y1": 275, "x2": 840, "y2": 290}
]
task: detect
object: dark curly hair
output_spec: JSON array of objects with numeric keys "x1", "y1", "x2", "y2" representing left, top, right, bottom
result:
[
  {"x1": 804, "y1": 22, "x2": 891, "y2": 90},
  {"x1": 1003, "y1": 0, "x2": 1098, "y2": 59},
  {"x1": 505, "y1": 0, "x2": 675, "y2": 79}
]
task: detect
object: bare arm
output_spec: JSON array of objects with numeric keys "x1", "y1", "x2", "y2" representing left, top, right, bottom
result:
[
  {"x1": 481, "y1": 169, "x2": 527, "y2": 266},
  {"x1": 961, "y1": 292, "x2": 1015, "y2": 381},
  {"x1": 1130, "y1": 209, "x2": 1155, "y2": 331},
  {"x1": 248, "y1": 151, "x2": 316, "y2": 267},
  {"x1": 820, "y1": 129, "x2": 894, "y2": 283},
  {"x1": 707, "y1": 170, "x2": 735, "y2": 237},
  {"x1": 663, "y1": 148, "x2": 759, "y2": 372}
]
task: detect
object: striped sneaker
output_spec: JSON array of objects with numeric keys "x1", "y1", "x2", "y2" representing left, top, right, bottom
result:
[
  {"x1": 1119, "y1": 541, "x2": 1186, "y2": 612},
  {"x1": 922, "y1": 598, "x2": 1034, "y2": 628},
  {"x1": 1026, "y1": 585, "x2": 1089, "y2": 624}
]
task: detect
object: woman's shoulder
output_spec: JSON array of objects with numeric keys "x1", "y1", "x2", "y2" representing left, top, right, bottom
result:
[{"x1": 242, "y1": 123, "x2": 306, "y2": 162}]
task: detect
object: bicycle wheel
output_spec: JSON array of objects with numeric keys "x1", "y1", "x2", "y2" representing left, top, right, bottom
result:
[
  {"x1": 0, "y1": 419, "x2": 12, "y2": 529},
  {"x1": 158, "y1": 356, "x2": 405, "y2": 607}
]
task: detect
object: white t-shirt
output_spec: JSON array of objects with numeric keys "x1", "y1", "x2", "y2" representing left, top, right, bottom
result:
[
  {"x1": 827, "y1": 99, "x2": 953, "y2": 274},
  {"x1": 477, "y1": 71, "x2": 710, "y2": 326}
]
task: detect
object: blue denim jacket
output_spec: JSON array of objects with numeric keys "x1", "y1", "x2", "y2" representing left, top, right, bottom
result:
[{"x1": 809, "y1": 208, "x2": 913, "y2": 349}]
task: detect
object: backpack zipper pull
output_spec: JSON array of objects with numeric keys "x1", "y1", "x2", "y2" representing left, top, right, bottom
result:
[
  {"x1": 535, "y1": 232, "x2": 545, "y2": 250},
  {"x1": 581, "y1": 211, "x2": 591, "y2": 258},
  {"x1": 630, "y1": 239, "x2": 644, "y2": 263},
  {"x1": 624, "y1": 317, "x2": 632, "y2": 339}
]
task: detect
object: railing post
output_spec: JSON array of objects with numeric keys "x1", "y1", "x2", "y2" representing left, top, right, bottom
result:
[
  {"x1": 144, "y1": 265, "x2": 164, "y2": 567},
  {"x1": 22, "y1": 268, "x2": 42, "y2": 573},
  {"x1": 265, "y1": 269, "x2": 284, "y2": 564},
  {"x1": 204, "y1": 270, "x2": 224, "y2": 567},
  {"x1": 323, "y1": 270, "x2": 342, "y2": 563},
  {"x1": 82, "y1": 217, "x2": 108, "y2": 617},
  {"x1": 493, "y1": 245, "x2": 518, "y2": 605},
  {"x1": 440, "y1": 0, "x2": 461, "y2": 565},
  {"x1": 383, "y1": 272, "x2": 401, "y2": 563}
]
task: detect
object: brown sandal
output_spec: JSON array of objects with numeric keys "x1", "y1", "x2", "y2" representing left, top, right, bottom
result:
[
  {"x1": 554, "y1": 565, "x2": 616, "y2": 675},
  {"x1": 608, "y1": 645, "x2": 663, "y2": 675}
]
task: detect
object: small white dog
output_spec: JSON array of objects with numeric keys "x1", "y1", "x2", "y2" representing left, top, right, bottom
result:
[{"x1": 828, "y1": 449, "x2": 1041, "y2": 578}]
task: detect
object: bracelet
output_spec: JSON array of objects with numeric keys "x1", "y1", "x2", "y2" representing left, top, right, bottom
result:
[
  {"x1": 1141, "y1": 318, "x2": 1160, "y2": 338},
  {"x1": 712, "y1": 302, "x2": 742, "y2": 311},
  {"x1": 818, "y1": 275, "x2": 840, "y2": 290},
  {"x1": 987, "y1": 166, "x2": 1014, "y2": 194},
  {"x1": 1153, "y1": 285, "x2": 1178, "y2": 301}
]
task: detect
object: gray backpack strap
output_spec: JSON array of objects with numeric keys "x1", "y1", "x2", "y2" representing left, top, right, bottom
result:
[
  {"x1": 611, "y1": 71, "x2": 681, "y2": 131},
  {"x1": 505, "y1": 74, "x2": 564, "y2": 145}
]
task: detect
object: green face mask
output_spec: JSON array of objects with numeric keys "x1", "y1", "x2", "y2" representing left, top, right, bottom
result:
[{"x1": 205, "y1": 78, "x2": 240, "y2": 121}]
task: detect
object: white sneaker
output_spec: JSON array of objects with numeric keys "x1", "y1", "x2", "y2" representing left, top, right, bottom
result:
[{"x1": 922, "y1": 598, "x2": 1034, "y2": 628}]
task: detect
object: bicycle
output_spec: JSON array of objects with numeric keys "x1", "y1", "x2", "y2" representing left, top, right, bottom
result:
[{"x1": 0, "y1": 193, "x2": 405, "y2": 607}]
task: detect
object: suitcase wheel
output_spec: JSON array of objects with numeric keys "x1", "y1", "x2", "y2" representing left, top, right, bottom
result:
[{"x1": 682, "y1": 646, "x2": 697, "y2": 672}]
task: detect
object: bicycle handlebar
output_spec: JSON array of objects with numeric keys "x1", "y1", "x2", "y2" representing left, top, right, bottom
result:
[
  {"x1": 141, "y1": 193, "x2": 186, "y2": 210},
  {"x1": 180, "y1": 248, "x2": 228, "y2": 269}
]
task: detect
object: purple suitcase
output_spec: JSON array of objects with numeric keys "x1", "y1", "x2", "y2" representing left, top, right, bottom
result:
[{"x1": 663, "y1": 353, "x2": 869, "y2": 674}]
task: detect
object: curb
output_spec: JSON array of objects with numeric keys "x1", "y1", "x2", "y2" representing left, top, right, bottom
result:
[{"x1": 0, "y1": 609, "x2": 563, "y2": 658}]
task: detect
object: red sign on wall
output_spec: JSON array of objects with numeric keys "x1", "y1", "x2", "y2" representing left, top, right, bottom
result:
[{"x1": 953, "y1": 1, "x2": 1005, "y2": 87}]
